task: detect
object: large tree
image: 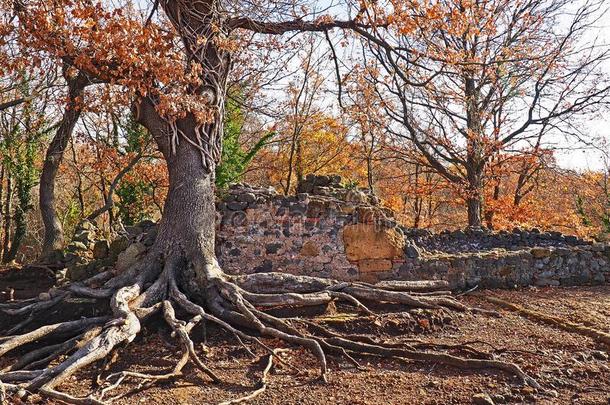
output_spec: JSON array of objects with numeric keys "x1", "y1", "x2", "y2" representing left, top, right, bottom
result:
[
  {"x1": 358, "y1": 0, "x2": 610, "y2": 227},
  {"x1": 1, "y1": 1, "x2": 539, "y2": 402}
]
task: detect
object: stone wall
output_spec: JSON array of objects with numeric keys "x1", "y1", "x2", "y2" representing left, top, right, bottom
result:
[
  {"x1": 394, "y1": 245, "x2": 609, "y2": 289},
  {"x1": 215, "y1": 176, "x2": 609, "y2": 289},
  {"x1": 61, "y1": 174, "x2": 610, "y2": 290},
  {"x1": 216, "y1": 176, "x2": 405, "y2": 282},
  {"x1": 404, "y1": 227, "x2": 590, "y2": 254}
]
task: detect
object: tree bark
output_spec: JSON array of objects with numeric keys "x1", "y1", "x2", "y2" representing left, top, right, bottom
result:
[
  {"x1": 39, "y1": 70, "x2": 88, "y2": 259},
  {"x1": 5, "y1": 176, "x2": 31, "y2": 263},
  {"x1": 153, "y1": 122, "x2": 217, "y2": 264},
  {"x1": 485, "y1": 183, "x2": 500, "y2": 230},
  {"x1": 134, "y1": 92, "x2": 223, "y2": 269},
  {"x1": 467, "y1": 195, "x2": 483, "y2": 228},
  {"x1": 0, "y1": 166, "x2": 4, "y2": 252},
  {"x1": 464, "y1": 75, "x2": 485, "y2": 229},
  {"x1": 69, "y1": 136, "x2": 85, "y2": 215},
  {"x1": 466, "y1": 165, "x2": 484, "y2": 228},
  {"x1": 2, "y1": 171, "x2": 11, "y2": 261},
  {"x1": 464, "y1": 152, "x2": 484, "y2": 229}
]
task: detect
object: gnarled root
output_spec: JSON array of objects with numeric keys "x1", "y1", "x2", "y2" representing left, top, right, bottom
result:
[
  {"x1": 0, "y1": 256, "x2": 540, "y2": 404},
  {"x1": 218, "y1": 348, "x2": 288, "y2": 405}
]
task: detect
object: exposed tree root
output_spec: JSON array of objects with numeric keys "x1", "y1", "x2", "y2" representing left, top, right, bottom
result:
[
  {"x1": 0, "y1": 378, "x2": 6, "y2": 405},
  {"x1": 484, "y1": 295, "x2": 610, "y2": 347},
  {"x1": 218, "y1": 348, "x2": 288, "y2": 405},
  {"x1": 0, "y1": 256, "x2": 542, "y2": 404}
]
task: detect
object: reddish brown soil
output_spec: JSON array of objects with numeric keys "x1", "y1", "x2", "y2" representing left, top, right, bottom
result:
[{"x1": 3, "y1": 269, "x2": 609, "y2": 404}]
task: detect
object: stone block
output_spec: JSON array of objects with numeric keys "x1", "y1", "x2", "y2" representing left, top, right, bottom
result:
[
  {"x1": 93, "y1": 240, "x2": 110, "y2": 260},
  {"x1": 531, "y1": 247, "x2": 551, "y2": 258},
  {"x1": 300, "y1": 241, "x2": 320, "y2": 257},
  {"x1": 237, "y1": 192, "x2": 256, "y2": 203},
  {"x1": 405, "y1": 244, "x2": 421, "y2": 259},
  {"x1": 265, "y1": 243, "x2": 283, "y2": 254},
  {"x1": 109, "y1": 236, "x2": 130, "y2": 262},
  {"x1": 343, "y1": 224, "x2": 405, "y2": 262},
  {"x1": 534, "y1": 277, "x2": 560, "y2": 287},
  {"x1": 67, "y1": 242, "x2": 88, "y2": 252},
  {"x1": 227, "y1": 201, "x2": 248, "y2": 211},
  {"x1": 116, "y1": 242, "x2": 147, "y2": 272},
  {"x1": 67, "y1": 262, "x2": 100, "y2": 282},
  {"x1": 358, "y1": 259, "x2": 392, "y2": 273},
  {"x1": 345, "y1": 189, "x2": 368, "y2": 204}
]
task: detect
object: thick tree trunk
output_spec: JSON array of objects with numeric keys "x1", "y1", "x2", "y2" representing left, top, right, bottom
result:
[
  {"x1": 466, "y1": 167, "x2": 484, "y2": 228},
  {"x1": 467, "y1": 195, "x2": 482, "y2": 228},
  {"x1": 134, "y1": 92, "x2": 223, "y2": 269},
  {"x1": 153, "y1": 129, "x2": 217, "y2": 264},
  {"x1": 39, "y1": 71, "x2": 87, "y2": 259}
]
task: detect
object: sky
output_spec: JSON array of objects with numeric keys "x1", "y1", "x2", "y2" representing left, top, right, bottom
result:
[{"x1": 553, "y1": 6, "x2": 609, "y2": 172}]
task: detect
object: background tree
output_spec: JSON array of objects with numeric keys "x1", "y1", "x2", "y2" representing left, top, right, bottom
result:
[
  {"x1": 483, "y1": 146, "x2": 551, "y2": 229},
  {"x1": 0, "y1": 68, "x2": 56, "y2": 262},
  {"x1": 280, "y1": 39, "x2": 336, "y2": 194},
  {"x1": 215, "y1": 89, "x2": 273, "y2": 189},
  {"x1": 360, "y1": 0, "x2": 610, "y2": 227},
  {"x1": 344, "y1": 66, "x2": 390, "y2": 193},
  {"x1": 38, "y1": 65, "x2": 92, "y2": 258}
]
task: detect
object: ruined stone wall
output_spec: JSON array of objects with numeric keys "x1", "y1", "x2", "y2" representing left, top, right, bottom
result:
[
  {"x1": 215, "y1": 176, "x2": 609, "y2": 289},
  {"x1": 394, "y1": 245, "x2": 609, "y2": 289},
  {"x1": 215, "y1": 176, "x2": 405, "y2": 282},
  {"x1": 404, "y1": 227, "x2": 590, "y2": 254},
  {"x1": 62, "y1": 174, "x2": 610, "y2": 290}
]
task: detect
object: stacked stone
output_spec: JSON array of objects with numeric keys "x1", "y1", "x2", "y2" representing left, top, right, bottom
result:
[
  {"x1": 396, "y1": 242, "x2": 609, "y2": 290},
  {"x1": 296, "y1": 173, "x2": 342, "y2": 194},
  {"x1": 407, "y1": 226, "x2": 590, "y2": 255},
  {"x1": 217, "y1": 184, "x2": 279, "y2": 213},
  {"x1": 65, "y1": 219, "x2": 157, "y2": 282},
  {"x1": 216, "y1": 176, "x2": 404, "y2": 283},
  {"x1": 216, "y1": 178, "x2": 389, "y2": 231},
  {"x1": 62, "y1": 220, "x2": 98, "y2": 271},
  {"x1": 296, "y1": 174, "x2": 380, "y2": 206}
]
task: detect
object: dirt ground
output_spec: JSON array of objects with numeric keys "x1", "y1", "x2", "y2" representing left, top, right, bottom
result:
[{"x1": 1, "y1": 267, "x2": 609, "y2": 405}]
